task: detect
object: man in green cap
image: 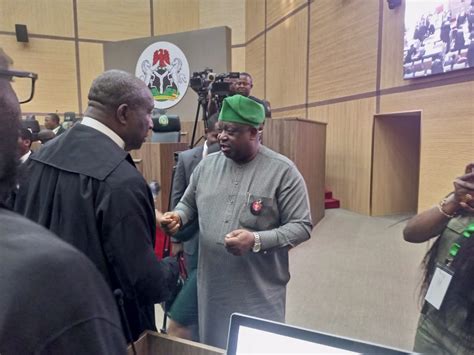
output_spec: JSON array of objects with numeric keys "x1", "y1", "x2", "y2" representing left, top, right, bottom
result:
[{"x1": 159, "y1": 94, "x2": 312, "y2": 349}]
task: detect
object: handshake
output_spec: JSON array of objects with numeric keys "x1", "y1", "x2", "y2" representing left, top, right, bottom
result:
[
  {"x1": 156, "y1": 211, "x2": 181, "y2": 235},
  {"x1": 156, "y1": 210, "x2": 257, "y2": 256}
]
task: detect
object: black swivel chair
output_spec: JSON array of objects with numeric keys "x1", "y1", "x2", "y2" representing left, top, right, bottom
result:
[
  {"x1": 21, "y1": 115, "x2": 40, "y2": 141},
  {"x1": 151, "y1": 112, "x2": 181, "y2": 143}
]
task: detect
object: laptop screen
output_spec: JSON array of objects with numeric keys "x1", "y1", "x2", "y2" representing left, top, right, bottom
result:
[{"x1": 227, "y1": 313, "x2": 411, "y2": 355}]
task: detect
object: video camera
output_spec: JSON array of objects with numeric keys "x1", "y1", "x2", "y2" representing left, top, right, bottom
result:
[
  {"x1": 188, "y1": 69, "x2": 241, "y2": 147},
  {"x1": 189, "y1": 68, "x2": 215, "y2": 98},
  {"x1": 190, "y1": 69, "x2": 240, "y2": 99},
  {"x1": 209, "y1": 72, "x2": 240, "y2": 97}
]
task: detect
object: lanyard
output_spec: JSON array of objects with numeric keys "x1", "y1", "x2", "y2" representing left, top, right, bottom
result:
[
  {"x1": 445, "y1": 222, "x2": 474, "y2": 267},
  {"x1": 422, "y1": 222, "x2": 474, "y2": 313}
]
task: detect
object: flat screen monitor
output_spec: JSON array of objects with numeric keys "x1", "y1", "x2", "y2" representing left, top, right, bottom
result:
[
  {"x1": 403, "y1": 0, "x2": 473, "y2": 79},
  {"x1": 226, "y1": 313, "x2": 411, "y2": 355}
]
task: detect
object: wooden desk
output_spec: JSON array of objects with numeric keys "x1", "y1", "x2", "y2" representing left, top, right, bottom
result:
[
  {"x1": 128, "y1": 331, "x2": 225, "y2": 355},
  {"x1": 130, "y1": 142, "x2": 188, "y2": 211}
]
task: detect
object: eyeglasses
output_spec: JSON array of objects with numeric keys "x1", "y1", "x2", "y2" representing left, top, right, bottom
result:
[{"x1": 0, "y1": 68, "x2": 38, "y2": 104}]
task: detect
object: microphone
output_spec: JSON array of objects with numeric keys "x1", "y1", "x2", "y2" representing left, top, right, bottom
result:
[{"x1": 113, "y1": 289, "x2": 137, "y2": 355}]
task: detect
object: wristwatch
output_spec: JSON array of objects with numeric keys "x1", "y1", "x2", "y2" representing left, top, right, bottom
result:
[{"x1": 252, "y1": 232, "x2": 262, "y2": 253}]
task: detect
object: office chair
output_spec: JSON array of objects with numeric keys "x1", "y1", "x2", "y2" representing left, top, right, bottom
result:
[{"x1": 151, "y1": 112, "x2": 181, "y2": 143}]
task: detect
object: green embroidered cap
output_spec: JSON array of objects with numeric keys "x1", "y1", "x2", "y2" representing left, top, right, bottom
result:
[{"x1": 218, "y1": 94, "x2": 265, "y2": 128}]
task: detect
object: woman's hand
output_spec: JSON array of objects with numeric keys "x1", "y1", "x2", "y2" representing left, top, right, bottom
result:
[
  {"x1": 453, "y1": 162, "x2": 474, "y2": 213},
  {"x1": 403, "y1": 162, "x2": 474, "y2": 243}
]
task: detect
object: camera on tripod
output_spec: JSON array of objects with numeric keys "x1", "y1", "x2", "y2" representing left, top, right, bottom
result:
[
  {"x1": 209, "y1": 72, "x2": 240, "y2": 98},
  {"x1": 189, "y1": 68, "x2": 215, "y2": 98},
  {"x1": 190, "y1": 69, "x2": 240, "y2": 99},
  {"x1": 188, "y1": 69, "x2": 241, "y2": 148}
]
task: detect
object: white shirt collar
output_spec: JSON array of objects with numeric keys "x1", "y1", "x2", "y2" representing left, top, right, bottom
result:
[
  {"x1": 20, "y1": 150, "x2": 31, "y2": 164},
  {"x1": 52, "y1": 125, "x2": 60, "y2": 135},
  {"x1": 80, "y1": 116, "x2": 125, "y2": 149},
  {"x1": 202, "y1": 140, "x2": 208, "y2": 158}
]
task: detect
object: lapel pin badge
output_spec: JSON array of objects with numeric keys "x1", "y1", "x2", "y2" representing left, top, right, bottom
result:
[{"x1": 250, "y1": 199, "x2": 263, "y2": 215}]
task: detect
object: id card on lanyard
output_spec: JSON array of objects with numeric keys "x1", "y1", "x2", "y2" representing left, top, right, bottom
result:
[
  {"x1": 424, "y1": 222, "x2": 474, "y2": 310},
  {"x1": 424, "y1": 263, "x2": 453, "y2": 310}
]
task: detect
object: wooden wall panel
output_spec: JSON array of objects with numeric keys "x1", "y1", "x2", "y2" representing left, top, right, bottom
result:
[
  {"x1": 199, "y1": 0, "x2": 246, "y2": 45},
  {"x1": 271, "y1": 108, "x2": 306, "y2": 119},
  {"x1": 79, "y1": 42, "x2": 104, "y2": 110},
  {"x1": 77, "y1": 0, "x2": 151, "y2": 41},
  {"x1": 153, "y1": 0, "x2": 199, "y2": 36},
  {"x1": 306, "y1": 107, "x2": 329, "y2": 124},
  {"x1": 380, "y1": 81, "x2": 474, "y2": 211},
  {"x1": 266, "y1": 8, "x2": 307, "y2": 109},
  {"x1": 0, "y1": 0, "x2": 74, "y2": 37},
  {"x1": 379, "y1": 1, "x2": 405, "y2": 90},
  {"x1": 308, "y1": 0, "x2": 379, "y2": 102},
  {"x1": 232, "y1": 47, "x2": 246, "y2": 73},
  {"x1": 245, "y1": 36, "x2": 265, "y2": 99},
  {"x1": 308, "y1": 98, "x2": 376, "y2": 215},
  {"x1": 266, "y1": 0, "x2": 307, "y2": 28},
  {"x1": 0, "y1": 35, "x2": 78, "y2": 114},
  {"x1": 246, "y1": 0, "x2": 265, "y2": 41}
]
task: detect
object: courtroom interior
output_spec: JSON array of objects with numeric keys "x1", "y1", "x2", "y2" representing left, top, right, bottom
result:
[{"x1": 0, "y1": 0, "x2": 473, "y2": 354}]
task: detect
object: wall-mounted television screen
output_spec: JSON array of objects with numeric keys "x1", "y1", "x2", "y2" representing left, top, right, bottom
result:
[{"x1": 403, "y1": 0, "x2": 474, "y2": 79}]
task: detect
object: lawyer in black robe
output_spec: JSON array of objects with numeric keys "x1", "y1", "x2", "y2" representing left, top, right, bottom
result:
[
  {"x1": 14, "y1": 70, "x2": 179, "y2": 341},
  {"x1": 0, "y1": 52, "x2": 126, "y2": 354},
  {"x1": 15, "y1": 124, "x2": 177, "y2": 341}
]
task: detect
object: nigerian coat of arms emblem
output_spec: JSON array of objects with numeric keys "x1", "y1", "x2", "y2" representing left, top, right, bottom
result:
[{"x1": 135, "y1": 41, "x2": 190, "y2": 110}]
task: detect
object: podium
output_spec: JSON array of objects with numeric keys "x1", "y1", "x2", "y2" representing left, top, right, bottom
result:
[
  {"x1": 131, "y1": 142, "x2": 188, "y2": 211},
  {"x1": 264, "y1": 118, "x2": 326, "y2": 224},
  {"x1": 127, "y1": 331, "x2": 225, "y2": 355}
]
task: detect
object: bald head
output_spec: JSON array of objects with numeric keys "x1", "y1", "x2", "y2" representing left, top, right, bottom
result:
[
  {"x1": 87, "y1": 70, "x2": 151, "y2": 112},
  {"x1": 37, "y1": 129, "x2": 56, "y2": 144},
  {"x1": 0, "y1": 48, "x2": 21, "y2": 203},
  {"x1": 84, "y1": 70, "x2": 155, "y2": 151}
]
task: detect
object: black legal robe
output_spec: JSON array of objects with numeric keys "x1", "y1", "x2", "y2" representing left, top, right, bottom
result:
[
  {"x1": 0, "y1": 208, "x2": 127, "y2": 354},
  {"x1": 14, "y1": 124, "x2": 178, "y2": 341}
]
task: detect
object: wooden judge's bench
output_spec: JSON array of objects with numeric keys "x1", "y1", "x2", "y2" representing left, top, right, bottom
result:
[{"x1": 131, "y1": 117, "x2": 326, "y2": 224}]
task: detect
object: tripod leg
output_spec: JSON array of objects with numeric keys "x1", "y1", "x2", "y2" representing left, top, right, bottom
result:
[{"x1": 190, "y1": 102, "x2": 201, "y2": 149}]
